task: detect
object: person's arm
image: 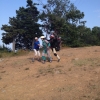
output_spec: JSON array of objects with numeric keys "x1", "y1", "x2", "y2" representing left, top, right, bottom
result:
[
  {"x1": 37, "y1": 41, "x2": 40, "y2": 46},
  {"x1": 44, "y1": 40, "x2": 50, "y2": 48},
  {"x1": 44, "y1": 40, "x2": 49, "y2": 44},
  {"x1": 37, "y1": 41, "x2": 42, "y2": 48},
  {"x1": 38, "y1": 43, "x2": 40, "y2": 47}
]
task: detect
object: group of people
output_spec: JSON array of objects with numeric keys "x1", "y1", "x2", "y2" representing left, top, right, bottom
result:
[{"x1": 32, "y1": 32, "x2": 61, "y2": 64}]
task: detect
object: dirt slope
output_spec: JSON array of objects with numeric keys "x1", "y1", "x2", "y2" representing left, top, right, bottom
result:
[{"x1": 0, "y1": 46, "x2": 100, "y2": 100}]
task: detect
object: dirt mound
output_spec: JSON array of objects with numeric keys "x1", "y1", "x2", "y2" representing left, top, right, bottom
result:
[{"x1": 0, "y1": 46, "x2": 100, "y2": 100}]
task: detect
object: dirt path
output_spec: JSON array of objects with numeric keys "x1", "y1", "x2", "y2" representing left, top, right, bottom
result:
[{"x1": 0, "y1": 46, "x2": 100, "y2": 100}]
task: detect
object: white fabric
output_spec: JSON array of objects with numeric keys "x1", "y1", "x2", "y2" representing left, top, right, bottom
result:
[
  {"x1": 40, "y1": 36, "x2": 45, "y2": 39},
  {"x1": 33, "y1": 49, "x2": 40, "y2": 56}
]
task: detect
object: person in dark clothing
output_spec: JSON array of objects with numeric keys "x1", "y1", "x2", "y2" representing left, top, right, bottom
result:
[
  {"x1": 57, "y1": 37, "x2": 62, "y2": 51},
  {"x1": 50, "y1": 34, "x2": 60, "y2": 62}
]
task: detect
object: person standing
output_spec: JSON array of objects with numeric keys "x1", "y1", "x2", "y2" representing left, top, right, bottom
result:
[
  {"x1": 50, "y1": 33, "x2": 60, "y2": 62},
  {"x1": 32, "y1": 37, "x2": 41, "y2": 62},
  {"x1": 40, "y1": 36, "x2": 52, "y2": 64}
]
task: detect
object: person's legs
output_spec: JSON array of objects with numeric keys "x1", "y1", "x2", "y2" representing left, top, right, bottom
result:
[
  {"x1": 37, "y1": 51, "x2": 40, "y2": 56},
  {"x1": 33, "y1": 49, "x2": 37, "y2": 61},
  {"x1": 34, "y1": 49, "x2": 37, "y2": 56},
  {"x1": 47, "y1": 49, "x2": 52, "y2": 62},
  {"x1": 37, "y1": 50, "x2": 41, "y2": 61},
  {"x1": 52, "y1": 48, "x2": 60, "y2": 62},
  {"x1": 41, "y1": 50, "x2": 46, "y2": 64}
]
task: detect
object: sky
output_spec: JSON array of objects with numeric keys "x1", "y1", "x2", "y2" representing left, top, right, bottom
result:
[{"x1": 0, "y1": 0, "x2": 100, "y2": 49}]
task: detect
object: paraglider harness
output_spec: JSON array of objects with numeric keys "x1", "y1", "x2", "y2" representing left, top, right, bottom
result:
[{"x1": 49, "y1": 33, "x2": 61, "y2": 51}]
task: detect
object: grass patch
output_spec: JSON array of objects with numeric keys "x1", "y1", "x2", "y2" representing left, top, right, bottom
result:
[
  {"x1": 25, "y1": 68, "x2": 29, "y2": 70},
  {"x1": 0, "y1": 54, "x2": 2, "y2": 58},
  {"x1": 72, "y1": 58, "x2": 100, "y2": 67},
  {"x1": 0, "y1": 77, "x2": 2, "y2": 80},
  {"x1": 0, "y1": 49, "x2": 30, "y2": 58},
  {"x1": 55, "y1": 65, "x2": 64, "y2": 68},
  {"x1": 95, "y1": 98, "x2": 100, "y2": 100},
  {"x1": 68, "y1": 68, "x2": 72, "y2": 71},
  {"x1": 1, "y1": 71, "x2": 6, "y2": 73},
  {"x1": 57, "y1": 85, "x2": 75, "y2": 92},
  {"x1": 39, "y1": 67, "x2": 55, "y2": 75},
  {"x1": 38, "y1": 66, "x2": 65, "y2": 76}
]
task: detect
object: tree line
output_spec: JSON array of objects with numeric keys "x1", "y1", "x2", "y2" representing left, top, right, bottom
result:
[{"x1": 1, "y1": 0, "x2": 100, "y2": 52}]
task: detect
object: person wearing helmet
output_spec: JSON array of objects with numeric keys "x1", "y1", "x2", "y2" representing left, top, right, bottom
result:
[
  {"x1": 40, "y1": 36, "x2": 52, "y2": 64},
  {"x1": 32, "y1": 37, "x2": 41, "y2": 62},
  {"x1": 50, "y1": 32, "x2": 60, "y2": 62}
]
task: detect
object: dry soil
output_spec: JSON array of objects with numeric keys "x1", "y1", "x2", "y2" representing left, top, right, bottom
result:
[{"x1": 0, "y1": 46, "x2": 100, "y2": 100}]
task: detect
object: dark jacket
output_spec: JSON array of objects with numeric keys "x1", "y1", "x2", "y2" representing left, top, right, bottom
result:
[{"x1": 50, "y1": 38, "x2": 58, "y2": 48}]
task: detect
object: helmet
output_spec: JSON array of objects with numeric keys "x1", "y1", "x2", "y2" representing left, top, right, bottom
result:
[
  {"x1": 50, "y1": 35, "x2": 54, "y2": 38},
  {"x1": 51, "y1": 31, "x2": 54, "y2": 34}
]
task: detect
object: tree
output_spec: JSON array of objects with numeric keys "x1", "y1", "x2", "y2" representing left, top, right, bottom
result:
[
  {"x1": 92, "y1": 26, "x2": 100, "y2": 40},
  {"x1": 1, "y1": 0, "x2": 42, "y2": 51},
  {"x1": 66, "y1": 3, "x2": 85, "y2": 25},
  {"x1": 91, "y1": 26, "x2": 100, "y2": 45},
  {"x1": 39, "y1": 0, "x2": 85, "y2": 44},
  {"x1": 39, "y1": 0, "x2": 71, "y2": 36}
]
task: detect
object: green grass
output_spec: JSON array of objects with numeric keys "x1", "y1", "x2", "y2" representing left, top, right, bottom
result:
[
  {"x1": 0, "y1": 49, "x2": 30, "y2": 58},
  {"x1": 72, "y1": 58, "x2": 100, "y2": 67},
  {"x1": 38, "y1": 65, "x2": 65, "y2": 76}
]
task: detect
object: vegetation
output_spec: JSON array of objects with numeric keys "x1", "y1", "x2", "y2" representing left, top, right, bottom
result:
[
  {"x1": 1, "y1": 0, "x2": 42, "y2": 51},
  {"x1": 0, "y1": 45, "x2": 29, "y2": 58},
  {"x1": 1, "y1": 0, "x2": 100, "y2": 52}
]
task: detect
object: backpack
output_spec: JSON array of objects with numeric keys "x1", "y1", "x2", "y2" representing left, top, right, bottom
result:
[{"x1": 55, "y1": 37, "x2": 61, "y2": 51}]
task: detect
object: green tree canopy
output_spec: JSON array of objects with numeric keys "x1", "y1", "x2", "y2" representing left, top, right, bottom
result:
[
  {"x1": 1, "y1": 0, "x2": 42, "y2": 50},
  {"x1": 39, "y1": 0, "x2": 85, "y2": 40},
  {"x1": 1, "y1": 0, "x2": 100, "y2": 49}
]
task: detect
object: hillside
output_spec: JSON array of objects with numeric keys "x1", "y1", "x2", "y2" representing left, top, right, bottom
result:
[{"x1": 0, "y1": 46, "x2": 100, "y2": 100}]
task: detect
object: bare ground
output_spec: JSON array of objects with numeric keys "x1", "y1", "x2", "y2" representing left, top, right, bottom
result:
[{"x1": 0, "y1": 46, "x2": 100, "y2": 100}]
